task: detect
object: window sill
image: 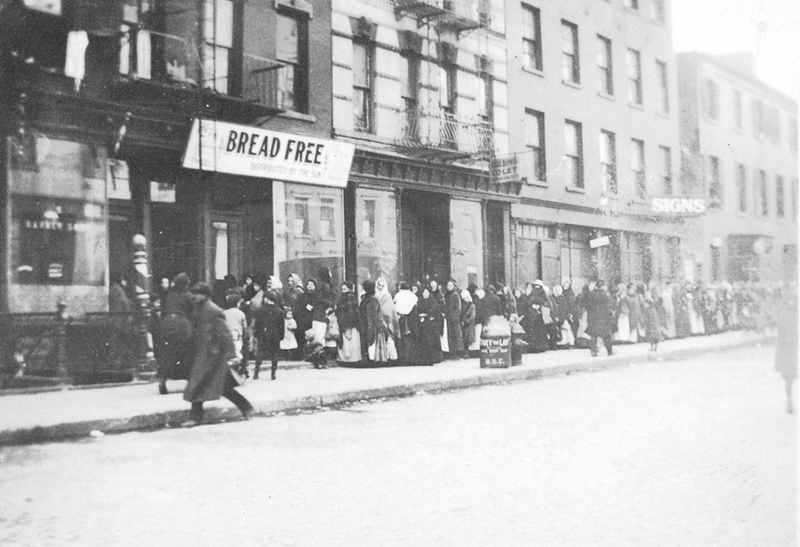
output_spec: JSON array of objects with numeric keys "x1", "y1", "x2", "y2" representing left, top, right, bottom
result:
[
  {"x1": 525, "y1": 180, "x2": 548, "y2": 188},
  {"x1": 628, "y1": 101, "x2": 644, "y2": 111},
  {"x1": 565, "y1": 185, "x2": 586, "y2": 194},
  {"x1": 522, "y1": 66, "x2": 545, "y2": 78},
  {"x1": 562, "y1": 79, "x2": 581, "y2": 90},
  {"x1": 279, "y1": 110, "x2": 317, "y2": 123},
  {"x1": 597, "y1": 90, "x2": 615, "y2": 101}
]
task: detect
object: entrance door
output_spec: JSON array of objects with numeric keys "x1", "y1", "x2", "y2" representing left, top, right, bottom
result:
[
  {"x1": 108, "y1": 202, "x2": 135, "y2": 286},
  {"x1": 400, "y1": 190, "x2": 450, "y2": 284},
  {"x1": 208, "y1": 211, "x2": 244, "y2": 284},
  {"x1": 485, "y1": 202, "x2": 506, "y2": 286}
]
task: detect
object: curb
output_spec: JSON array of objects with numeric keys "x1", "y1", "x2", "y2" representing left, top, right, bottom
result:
[{"x1": 0, "y1": 336, "x2": 772, "y2": 446}]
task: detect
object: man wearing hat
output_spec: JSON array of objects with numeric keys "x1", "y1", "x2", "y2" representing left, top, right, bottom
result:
[{"x1": 585, "y1": 280, "x2": 615, "y2": 357}]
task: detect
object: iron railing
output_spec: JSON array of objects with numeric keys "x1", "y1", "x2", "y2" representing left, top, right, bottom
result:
[{"x1": 396, "y1": 108, "x2": 495, "y2": 157}]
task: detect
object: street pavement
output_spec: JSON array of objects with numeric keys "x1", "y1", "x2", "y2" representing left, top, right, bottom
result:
[
  {"x1": 0, "y1": 330, "x2": 772, "y2": 444},
  {"x1": 0, "y1": 344, "x2": 795, "y2": 547}
]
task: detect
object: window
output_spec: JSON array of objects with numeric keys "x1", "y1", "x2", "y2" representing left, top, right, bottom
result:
[
  {"x1": 524, "y1": 109, "x2": 546, "y2": 183},
  {"x1": 361, "y1": 199, "x2": 376, "y2": 239},
  {"x1": 439, "y1": 65, "x2": 457, "y2": 113},
  {"x1": 477, "y1": 58, "x2": 493, "y2": 122},
  {"x1": 352, "y1": 41, "x2": 373, "y2": 132},
  {"x1": 790, "y1": 117, "x2": 798, "y2": 153},
  {"x1": 776, "y1": 176, "x2": 785, "y2": 217},
  {"x1": 522, "y1": 5, "x2": 542, "y2": 71},
  {"x1": 659, "y1": 146, "x2": 672, "y2": 196},
  {"x1": 655, "y1": 60, "x2": 669, "y2": 113},
  {"x1": 651, "y1": 0, "x2": 665, "y2": 22},
  {"x1": 276, "y1": 12, "x2": 309, "y2": 113},
  {"x1": 624, "y1": 0, "x2": 639, "y2": 10},
  {"x1": 758, "y1": 169, "x2": 768, "y2": 216},
  {"x1": 203, "y1": 0, "x2": 234, "y2": 94},
  {"x1": 561, "y1": 21, "x2": 580, "y2": 85},
  {"x1": 702, "y1": 79, "x2": 719, "y2": 120},
  {"x1": 293, "y1": 198, "x2": 309, "y2": 236},
  {"x1": 736, "y1": 163, "x2": 747, "y2": 212},
  {"x1": 707, "y1": 156, "x2": 722, "y2": 206},
  {"x1": 597, "y1": 35, "x2": 613, "y2": 95},
  {"x1": 630, "y1": 138, "x2": 645, "y2": 199},
  {"x1": 400, "y1": 53, "x2": 419, "y2": 119},
  {"x1": 752, "y1": 99, "x2": 764, "y2": 138},
  {"x1": 626, "y1": 49, "x2": 642, "y2": 105},
  {"x1": 599, "y1": 130, "x2": 616, "y2": 193},
  {"x1": 461, "y1": 213, "x2": 477, "y2": 245},
  {"x1": 733, "y1": 89, "x2": 742, "y2": 129},
  {"x1": 320, "y1": 198, "x2": 336, "y2": 238},
  {"x1": 564, "y1": 120, "x2": 583, "y2": 188}
]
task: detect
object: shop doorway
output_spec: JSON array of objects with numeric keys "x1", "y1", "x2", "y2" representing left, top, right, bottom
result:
[
  {"x1": 400, "y1": 190, "x2": 450, "y2": 285},
  {"x1": 208, "y1": 211, "x2": 244, "y2": 284},
  {"x1": 485, "y1": 202, "x2": 506, "y2": 286},
  {"x1": 108, "y1": 202, "x2": 135, "y2": 287}
]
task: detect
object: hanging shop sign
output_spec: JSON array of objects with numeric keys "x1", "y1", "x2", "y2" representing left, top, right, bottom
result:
[
  {"x1": 650, "y1": 197, "x2": 707, "y2": 215},
  {"x1": 182, "y1": 119, "x2": 356, "y2": 188},
  {"x1": 490, "y1": 155, "x2": 518, "y2": 184},
  {"x1": 589, "y1": 235, "x2": 610, "y2": 249},
  {"x1": 23, "y1": 0, "x2": 61, "y2": 16}
]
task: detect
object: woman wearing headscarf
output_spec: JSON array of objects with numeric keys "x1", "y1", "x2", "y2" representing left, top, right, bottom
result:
[
  {"x1": 552, "y1": 284, "x2": 574, "y2": 348},
  {"x1": 574, "y1": 282, "x2": 594, "y2": 348},
  {"x1": 359, "y1": 279, "x2": 383, "y2": 366},
  {"x1": 501, "y1": 285, "x2": 517, "y2": 318},
  {"x1": 295, "y1": 278, "x2": 318, "y2": 348},
  {"x1": 527, "y1": 280, "x2": 550, "y2": 353},
  {"x1": 460, "y1": 289, "x2": 477, "y2": 357},
  {"x1": 335, "y1": 281, "x2": 361, "y2": 364},
  {"x1": 442, "y1": 279, "x2": 464, "y2": 358},
  {"x1": 156, "y1": 272, "x2": 194, "y2": 394},
  {"x1": 416, "y1": 286, "x2": 443, "y2": 365},
  {"x1": 376, "y1": 277, "x2": 399, "y2": 340},
  {"x1": 394, "y1": 281, "x2": 420, "y2": 365}
]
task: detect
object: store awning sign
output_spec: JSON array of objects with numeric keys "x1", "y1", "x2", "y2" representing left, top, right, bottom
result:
[
  {"x1": 650, "y1": 197, "x2": 706, "y2": 215},
  {"x1": 182, "y1": 119, "x2": 355, "y2": 188}
]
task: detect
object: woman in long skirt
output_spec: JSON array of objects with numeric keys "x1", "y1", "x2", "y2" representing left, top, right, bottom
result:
[
  {"x1": 335, "y1": 281, "x2": 361, "y2": 364},
  {"x1": 156, "y1": 273, "x2": 194, "y2": 394},
  {"x1": 394, "y1": 282, "x2": 420, "y2": 365},
  {"x1": 416, "y1": 287, "x2": 443, "y2": 365},
  {"x1": 443, "y1": 279, "x2": 464, "y2": 358}
]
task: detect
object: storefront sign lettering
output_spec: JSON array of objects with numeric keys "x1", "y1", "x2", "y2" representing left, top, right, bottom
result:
[
  {"x1": 183, "y1": 119, "x2": 355, "y2": 188},
  {"x1": 490, "y1": 155, "x2": 518, "y2": 184},
  {"x1": 651, "y1": 197, "x2": 706, "y2": 214}
]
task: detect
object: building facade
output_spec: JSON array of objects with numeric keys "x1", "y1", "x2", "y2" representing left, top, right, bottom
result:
[
  {"x1": 0, "y1": 0, "x2": 346, "y2": 314},
  {"x1": 504, "y1": 0, "x2": 688, "y2": 290},
  {"x1": 331, "y1": 0, "x2": 520, "y2": 291},
  {"x1": 677, "y1": 52, "x2": 799, "y2": 284}
]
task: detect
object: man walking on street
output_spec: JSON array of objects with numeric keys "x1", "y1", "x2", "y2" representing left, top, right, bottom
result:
[
  {"x1": 182, "y1": 282, "x2": 253, "y2": 427},
  {"x1": 586, "y1": 280, "x2": 615, "y2": 357}
]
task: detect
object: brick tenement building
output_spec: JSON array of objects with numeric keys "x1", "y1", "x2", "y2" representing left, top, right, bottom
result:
[
  {"x1": 503, "y1": 0, "x2": 688, "y2": 290},
  {"x1": 677, "y1": 51, "x2": 798, "y2": 284}
]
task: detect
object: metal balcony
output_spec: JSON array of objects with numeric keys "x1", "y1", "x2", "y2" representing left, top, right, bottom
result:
[
  {"x1": 395, "y1": 108, "x2": 495, "y2": 163},
  {"x1": 114, "y1": 30, "x2": 285, "y2": 119},
  {"x1": 394, "y1": 0, "x2": 487, "y2": 34}
]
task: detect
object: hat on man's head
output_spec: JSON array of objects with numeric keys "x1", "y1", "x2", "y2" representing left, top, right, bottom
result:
[
  {"x1": 191, "y1": 282, "x2": 213, "y2": 297},
  {"x1": 533, "y1": 279, "x2": 544, "y2": 288}
]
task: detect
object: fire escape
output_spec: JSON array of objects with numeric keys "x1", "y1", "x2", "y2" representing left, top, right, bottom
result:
[{"x1": 392, "y1": 0, "x2": 494, "y2": 164}]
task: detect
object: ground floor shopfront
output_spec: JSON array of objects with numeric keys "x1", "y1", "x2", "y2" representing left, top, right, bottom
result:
[
  {"x1": 345, "y1": 150, "x2": 520, "y2": 292},
  {"x1": 1, "y1": 125, "x2": 352, "y2": 315},
  {"x1": 509, "y1": 201, "x2": 686, "y2": 291}
]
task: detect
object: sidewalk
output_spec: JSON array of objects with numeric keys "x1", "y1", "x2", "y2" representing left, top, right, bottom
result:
[{"x1": 0, "y1": 330, "x2": 772, "y2": 445}]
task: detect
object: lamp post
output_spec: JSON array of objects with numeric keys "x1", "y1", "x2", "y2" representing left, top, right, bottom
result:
[{"x1": 133, "y1": 234, "x2": 156, "y2": 380}]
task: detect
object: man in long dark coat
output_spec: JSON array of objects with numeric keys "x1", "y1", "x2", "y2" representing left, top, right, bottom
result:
[
  {"x1": 586, "y1": 280, "x2": 615, "y2": 357},
  {"x1": 182, "y1": 282, "x2": 253, "y2": 427}
]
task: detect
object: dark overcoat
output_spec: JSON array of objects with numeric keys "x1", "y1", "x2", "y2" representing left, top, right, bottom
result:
[
  {"x1": 253, "y1": 302, "x2": 285, "y2": 356},
  {"x1": 586, "y1": 289, "x2": 615, "y2": 337},
  {"x1": 157, "y1": 290, "x2": 194, "y2": 380},
  {"x1": 184, "y1": 298, "x2": 236, "y2": 403},
  {"x1": 460, "y1": 300, "x2": 476, "y2": 348},
  {"x1": 359, "y1": 292, "x2": 381, "y2": 351},
  {"x1": 444, "y1": 289, "x2": 464, "y2": 352}
]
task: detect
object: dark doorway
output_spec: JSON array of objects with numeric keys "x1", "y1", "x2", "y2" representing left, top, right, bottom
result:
[
  {"x1": 485, "y1": 202, "x2": 506, "y2": 286},
  {"x1": 108, "y1": 202, "x2": 135, "y2": 287},
  {"x1": 400, "y1": 190, "x2": 450, "y2": 284}
]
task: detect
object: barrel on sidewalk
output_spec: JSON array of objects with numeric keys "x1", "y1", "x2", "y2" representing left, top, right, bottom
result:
[{"x1": 480, "y1": 315, "x2": 511, "y2": 368}]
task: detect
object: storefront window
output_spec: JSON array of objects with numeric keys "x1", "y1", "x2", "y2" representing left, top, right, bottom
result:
[
  {"x1": 356, "y1": 189, "x2": 397, "y2": 289},
  {"x1": 450, "y1": 199, "x2": 483, "y2": 290},
  {"x1": 8, "y1": 138, "x2": 107, "y2": 288},
  {"x1": 273, "y1": 181, "x2": 344, "y2": 287}
]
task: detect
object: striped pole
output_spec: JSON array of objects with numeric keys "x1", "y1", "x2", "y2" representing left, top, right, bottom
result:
[{"x1": 133, "y1": 234, "x2": 155, "y2": 379}]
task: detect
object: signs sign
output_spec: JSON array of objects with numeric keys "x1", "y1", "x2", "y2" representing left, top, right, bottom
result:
[
  {"x1": 589, "y1": 235, "x2": 610, "y2": 248},
  {"x1": 490, "y1": 155, "x2": 518, "y2": 184},
  {"x1": 182, "y1": 119, "x2": 356, "y2": 188},
  {"x1": 651, "y1": 197, "x2": 707, "y2": 215},
  {"x1": 23, "y1": 0, "x2": 61, "y2": 15}
]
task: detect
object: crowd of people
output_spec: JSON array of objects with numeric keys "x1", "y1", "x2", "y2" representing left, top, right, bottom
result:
[{"x1": 137, "y1": 270, "x2": 795, "y2": 425}]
